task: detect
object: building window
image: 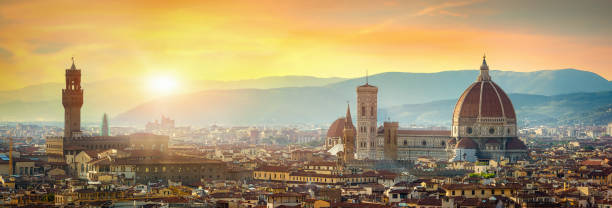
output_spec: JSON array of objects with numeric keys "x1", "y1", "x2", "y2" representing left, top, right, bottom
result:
[
  {"x1": 471, "y1": 190, "x2": 475, "y2": 195},
  {"x1": 362, "y1": 106, "x2": 365, "y2": 116},
  {"x1": 481, "y1": 190, "x2": 485, "y2": 195},
  {"x1": 461, "y1": 190, "x2": 465, "y2": 195},
  {"x1": 422, "y1": 141, "x2": 427, "y2": 146},
  {"x1": 489, "y1": 128, "x2": 495, "y2": 134},
  {"x1": 467, "y1": 127, "x2": 473, "y2": 134}
]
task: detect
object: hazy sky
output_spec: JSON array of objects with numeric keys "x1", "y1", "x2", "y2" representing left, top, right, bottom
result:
[{"x1": 0, "y1": 0, "x2": 611, "y2": 90}]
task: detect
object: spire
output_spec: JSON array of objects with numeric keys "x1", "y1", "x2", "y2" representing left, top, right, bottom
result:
[
  {"x1": 477, "y1": 54, "x2": 491, "y2": 81},
  {"x1": 70, "y1": 57, "x2": 76, "y2": 70},
  {"x1": 101, "y1": 113, "x2": 109, "y2": 136},
  {"x1": 366, "y1": 69, "x2": 369, "y2": 85},
  {"x1": 480, "y1": 54, "x2": 489, "y2": 71},
  {"x1": 344, "y1": 103, "x2": 353, "y2": 129}
]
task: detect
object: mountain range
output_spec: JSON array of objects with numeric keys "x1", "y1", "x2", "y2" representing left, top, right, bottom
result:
[
  {"x1": 115, "y1": 69, "x2": 612, "y2": 127},
  {"x1": 383, "y1": 92, "x2": 612, "y2": 127},
  {"x1": 0, "y1": 76, "x2": 345, "y2": 122},
  {"x1": 1, "y1": 68, "x2": 611, "y2": 127}
]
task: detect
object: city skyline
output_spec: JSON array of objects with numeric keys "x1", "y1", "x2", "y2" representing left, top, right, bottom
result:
[
  {"x1": 1, "y1": 1, "x2": 612, "y2": 206},
  {"x1": 1, "y1": 0, "x2": 611, "y2": 91}
]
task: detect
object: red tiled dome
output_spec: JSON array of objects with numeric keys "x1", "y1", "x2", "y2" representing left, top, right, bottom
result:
[
  {"x1": 455, "y1": 138, "x2": 478, "y2": 149},
  {"x1": 453, "y1": 81, "x2": 516, "y2": 120},
  {"x1": 506, "y1": 138, "x2": 527, "y2": 150},
  {"x1": 327, "y1": 117, "x2": 355, "y2": 138}
]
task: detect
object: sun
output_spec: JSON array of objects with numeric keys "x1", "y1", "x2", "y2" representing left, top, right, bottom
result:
[{"x1": 148, "y1": 75, "x2": 178, "y2": 95}]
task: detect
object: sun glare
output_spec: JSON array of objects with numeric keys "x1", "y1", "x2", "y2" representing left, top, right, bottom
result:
[{"x1": 148, "y1": 75, "x2": 178, "y2": 95}]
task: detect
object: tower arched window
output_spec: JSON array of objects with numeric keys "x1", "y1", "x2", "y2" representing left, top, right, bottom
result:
[
  {"x1": 361, "y1": 106, "x2": 365, "y2": 116},
  {"x1": 370, "y1": 106, "x2": 374, "y2": 116}
]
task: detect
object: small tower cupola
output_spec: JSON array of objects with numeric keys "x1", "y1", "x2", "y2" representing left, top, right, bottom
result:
[
  {"x1": 477, "y1": 54, "x2": 491, "y2": 81},
  {"x1": 70, "y1": 57, "x2": 77, "y2": 70}
]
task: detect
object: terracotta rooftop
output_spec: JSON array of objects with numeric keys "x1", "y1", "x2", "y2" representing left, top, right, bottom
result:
[
  {"x1": 455, "y1": 138, "x2": 478, "y2": 149},
  {"x1": 506, "y1": 138, "x2": 527, "y2": 150}
]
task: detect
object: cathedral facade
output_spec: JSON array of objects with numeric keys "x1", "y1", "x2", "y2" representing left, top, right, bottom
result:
[{"x1": 326, "y1": 56, "x2": 527, "y2": 163}]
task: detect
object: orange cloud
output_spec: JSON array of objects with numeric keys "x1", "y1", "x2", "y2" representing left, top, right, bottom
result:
[
  {"x1": 415, "y1": 0, "x2": 485, "y2": 17},
  {"x1": 0, "y1": 0, "x2": 609, "y2": 90}
]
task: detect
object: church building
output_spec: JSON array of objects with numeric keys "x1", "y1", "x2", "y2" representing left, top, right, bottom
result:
[{"x1": 325, "y1": 56, "x2": 528, "y2": 163}]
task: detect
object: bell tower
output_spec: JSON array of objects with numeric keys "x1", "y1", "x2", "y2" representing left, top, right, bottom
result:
[
  {"x1": 62, "y1": 57, "x2": 83, "y2": 138},
  {"x1": 356, "y1": 79, "x2": 378, "y2": 159}
]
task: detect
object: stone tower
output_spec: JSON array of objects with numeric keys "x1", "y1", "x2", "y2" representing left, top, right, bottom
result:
[
  {"x1": 356, "y1": 81, "x2": 378, "y2": 159},
  {"x1": 383, "y1": 121, "x2": 399, "y2": 160},
  {"x1": 342, "y1": 104, "x2": 356, "y2": 162},
  {"x1": 62, "y1": 58, "x2": 83, "y2": 138},
  {"x1": 101, "y1": 113, "x2": 109, "y2": 136}
]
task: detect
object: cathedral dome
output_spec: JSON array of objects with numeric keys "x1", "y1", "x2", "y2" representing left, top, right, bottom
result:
[
  {"x1": 455, "y1": 138, "x2": 478, "y2": 149},
  {"x1": 327, "y1": 118, "x2": 347, "y2": 138},
  {"x1": 327, "y1": 115, "x2": 355, "y2": 138},
  {"x1": 452, "y1": 81, "x2": 515, "y2": 120},
  {"x1": 451, "y1": 56, "x2": 517, "y2": 137}
]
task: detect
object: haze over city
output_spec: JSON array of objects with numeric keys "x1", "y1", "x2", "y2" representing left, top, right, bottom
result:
[{"x1": 0, "y1": 1, "x2": 612, "y2": 207}]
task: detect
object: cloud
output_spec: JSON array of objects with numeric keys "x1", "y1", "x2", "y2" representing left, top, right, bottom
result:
[
  {"x1": 0, "y1": 47, "x2": 13, "y2": 60},
  {"x1": 32, "y1": 42, "x2": 69, "y2": 54},
  {"x1": 415, "y1": 0, "x2": 485, "y2": 17}
]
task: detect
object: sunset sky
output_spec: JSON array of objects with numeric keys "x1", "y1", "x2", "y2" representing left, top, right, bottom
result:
[{"x1": 0, "y1": 0, "x2": 610, "y2": 90}]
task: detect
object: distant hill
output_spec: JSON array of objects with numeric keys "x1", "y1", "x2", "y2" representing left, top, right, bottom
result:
[
  {"x1": 114, "y1": 89, "x2": 612, "y2": 128},
  {"x1": 383, "y1": 92, "x2": 612, "y2": 126},
  {"x1": 0, "y1": 76, "x2": 345, "y2": 122},
  {"x1": 2, "y1": 69, "x2": 611, "y2": 124},
  {"x1": 326, "y1": 69, "x2": 612, "y2": 107}
]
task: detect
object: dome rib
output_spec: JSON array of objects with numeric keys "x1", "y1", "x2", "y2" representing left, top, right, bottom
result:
[
  {"x1": 491, "y1": 82, "x2": 516, "y2": 119},
  {"x1": 456, "y1": 82, "x2": 482, "y2": 118},
  {"x1": 480, "y1": 82, "x2": 504, "y2": 117}
]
